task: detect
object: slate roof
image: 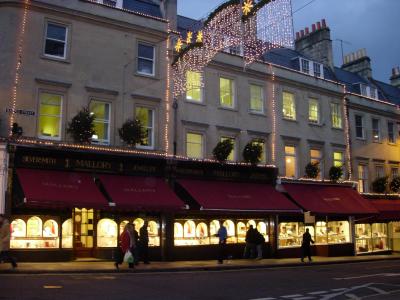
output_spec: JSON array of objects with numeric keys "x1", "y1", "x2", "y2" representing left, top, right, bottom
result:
[
  {"x1": 177, "y1": 15, "x2": 204, "y2": 39},
  {"x1": 123, "y1": 0, "x2": 162, "y2": 18}
]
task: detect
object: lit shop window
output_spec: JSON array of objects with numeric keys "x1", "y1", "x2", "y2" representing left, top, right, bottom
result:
[
  {"x1": 330, "y1": 103, "x2": 342, "y2": 129},
  {"x1": 97, "y1": 218, "x2": 118, "y2": 248},
  {"x1": 186, "y1": 133, "x2": 203, "y2": 159},
  {"x1": 237, "y1": 222, "x2": 247, "y2": 243},
  {"x1": 250, "y1": 84, "x2": 264, "y2": 113},
  {"x1": 220, "y1": 77, "x2": 234, "y2": 108},
  {"x1": 147, "y1": 221, "x2": 160, "y2": 247},
  {"x1": 174, "y1": 222, "x2": 184, "y2": 239},
  {"x1": 315, "y1": 221, "x2": 327, "y2": 244},
  {"x1": 327, "y1": 221, "x2": 350, "y2": 244},
  {"x1": 221, "y1": 137, "x2": 236, "y2": 161},
  {"x1": 285, "y1": 146, "x2": 297, "y2": 178},
  {"x1": 224, "y1": 220, "x2": 236, "y2": 243},
  {"x1": 356, "y1": 223, "x2": 389, "y2": 254},
  {"x1": 119, "y1": 220, "x2": 129, "y2": 235},
  {"x1": 257, "y1": 222, "x2": 268, "y2": 242},
  {"x1": 278, "y1": 222, "x2": 303, "y2": 248},
  {"x1": 38, "y1": 93, "x2": 62, "y2": 140},
  {"x1": 186, "y1": 71, "x2": 202, "y2": 102},
  {"x1": 134, "y1": 218, "x2": 145, "y2": 233},
  {"x1": 282, "y1": 92, "x2": 295, "y2": 120},
  {"x1": 184, "y1": 220, "x2": 196, "y2": 238},
  {"x1": 308, "y1": 98, "x2": 319, "y2": 124},
  {"x1": 135, "y1": 107, "x2": 154, "y2": 149},
  {"x1": 62, "y1": 218, "x2": 73, "y2": 249},
  {"x1": 74, "y1": 208, "x2": 94, "y2": 248},
  {"x1": 11, "y1": 217, "x2": 59, "y2": 249},
  {"x1": 90, "y1": 100, "x2": 111, "y2": 145},
  {"x1": 372, "y1": 223, "x2": 389, "y2": 251}
]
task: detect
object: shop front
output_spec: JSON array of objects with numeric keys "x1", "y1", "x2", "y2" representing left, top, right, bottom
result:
[{"x1": 277, "y1": 182, "x2": 378, "y2": 258}]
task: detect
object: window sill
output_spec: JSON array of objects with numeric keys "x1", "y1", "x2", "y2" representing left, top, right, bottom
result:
[
  {"x1": 282, "y1": 117, "x2": 297, "y2": 123},
  {"x1": 38, "y1": 136, "x2": 61, "y2": 141},
  {"x1": 41, "y1": 54, "x2": 70, "y2": 64},
  {"x1": 135, "y1": 72, "x2": 158, "y2": 80},
  {"x1": 308, "y1": 122, "x2": 323, "y2": 127},
  {"x1": 331, "y1": 127, "x2": 344, "y2": 131},
  {"x1": 218, "y1": 106, "x2": 237, "y2": 112},
  {"x1": 136, "y1": 146, "x2": 155, "y2": 151},
  {"x1": 185, "y1": 99, "x2": 206, "y2": 106},
  {"x1": 249, "y1": 111, "x2": 266, "y2": 117}
]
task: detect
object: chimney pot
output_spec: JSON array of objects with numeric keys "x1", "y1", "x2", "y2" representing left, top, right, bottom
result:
[
  {"x1": 312, "y1": 24, "x2": 316, "y2": 32},
  {"x1": 296, "y1": 32, "x2": 300, "y2": 40},
  {"x1": 305, "y1": 27, "x2": 309, "y2": 35},
  {"x1": 322, "y1": 19, "x2": 327, "y2": 28},
  {"x1": 300, "y1": 30, "x2": 305, "y2": 37},
  {"x1": 393, "y1": 67, "x2": 400, "y2": 76},
  {"x1": 317, "y1": 22, "x2": 321, "y2": 30}
]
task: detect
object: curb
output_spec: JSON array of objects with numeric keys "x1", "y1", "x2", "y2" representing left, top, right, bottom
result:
[{"x1": 1, "y1": 256, "x2": 400, "y2": 275}]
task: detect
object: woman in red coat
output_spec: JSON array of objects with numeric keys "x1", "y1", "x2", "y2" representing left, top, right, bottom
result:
[{"x1": 115, "y1": 223, "x2": 135, "y2": 269}]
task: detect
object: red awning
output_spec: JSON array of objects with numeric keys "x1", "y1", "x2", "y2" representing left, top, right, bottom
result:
[
  {"x1": 98, "y1": 174, "x2": 185, "y2": 211},
  {"x1": 16, "y1": 168, "x2": 109, "y2": 209},
  {"x1": 177, "y1": 179, "x2": 301, "y2": 212},
  {"x1": 370, "y1": 200, "x2": 400, "y2": 220},
  {"x1": 283, "y1": 183, "x2": 378, "y2": 215}
]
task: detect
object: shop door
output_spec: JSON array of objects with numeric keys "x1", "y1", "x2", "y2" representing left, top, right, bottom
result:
[{"x1": 74, "y1": 208, "x2": 95, "y2": 257}]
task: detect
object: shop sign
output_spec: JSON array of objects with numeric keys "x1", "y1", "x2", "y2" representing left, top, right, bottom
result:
[{"x1": 5, "y1": 108, "x2": 35, "y2": 116}]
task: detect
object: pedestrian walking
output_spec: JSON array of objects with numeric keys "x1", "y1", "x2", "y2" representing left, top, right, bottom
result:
[
  {"x1": 0, "y1": 214, "x2": 17, "y2": 269},
  {"x1": 243, "y1": 225, "x2": 256, "y2": 259},
  {"x1": 301, "y1": 228, "x2": 314, "y2": 262},
  {"x1": 115, "y1": 223, "x2": 135, "y2": 270},
  {"x1": 139, "y1": 220, "x2": 150, "y2": 264},
  {"x1": 216, "y1": 221, "x2": 227, "y2": 264},
  {"x1": 132, "y1": 223, "x2": 139, "y2": 265}
]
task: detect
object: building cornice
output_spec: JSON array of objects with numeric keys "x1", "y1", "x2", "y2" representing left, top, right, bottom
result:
[{"x1": 346, "y1": 101, "x2": 400, "y2": 118}]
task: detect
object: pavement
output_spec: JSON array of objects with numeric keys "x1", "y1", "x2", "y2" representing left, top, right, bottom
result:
[{"x1": 1, "y1": 254, "x2": 400, "y2": 274}]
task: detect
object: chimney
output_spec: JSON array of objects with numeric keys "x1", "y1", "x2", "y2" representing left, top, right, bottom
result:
[
  {"x1": 159, "y1": 0, "x2": 177, "y2": 30},
  {"x1": 341, "y1": 48, "x2": 372, "y2": 79},
  {"x1": 391, "y1": 66, "x2": 400, "y2": 88},
  {"x1": 295, "y1": 19, "x2": 334, "y2": 70}
]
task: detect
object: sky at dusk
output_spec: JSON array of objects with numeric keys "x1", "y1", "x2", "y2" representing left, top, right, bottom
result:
[{"x1": 177, "y1": 0, "x2": 400, "y2": 83}]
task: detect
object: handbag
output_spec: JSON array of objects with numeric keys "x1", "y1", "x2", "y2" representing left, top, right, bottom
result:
[{"x1": 123, "y1": 250, "x2": 134, "y2": 263}]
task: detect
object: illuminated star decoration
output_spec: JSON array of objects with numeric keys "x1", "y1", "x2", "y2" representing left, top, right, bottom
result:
[
  {"x1": 242, "y1": 0, "x2": 254, "y2": 16},
  {"x1": 196, "y1": 31, "x2": 203, "y2": 43},
  {"x1": 175, "y1": 38, "x2": 182, "y2": 52},
  {"x1": 186, "y1": 31, "x2": 193, "y2": 44}
]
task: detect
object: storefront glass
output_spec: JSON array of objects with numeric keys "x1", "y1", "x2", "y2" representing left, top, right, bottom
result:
[
  {"x1": 327, "y1": 221, "x2": 350, "y2": 244},
  {"x1": 371, "y1": 223, "x2": 388, "y2": 251},
  {"x1": 356, "y1": 223, "x2": 390, "y2": 254},
  {"x1": 117, "y1": 218, "x2": 160, "y2": 247},
  {"x1": 391, "y1": 222, "x2": 400, "y2": 251},
  {"x1": 278, "y1": 222, "x2": 303, "y2": 248},
  {"x1": 62, "y1": 219, "x2": 73, "y2": 248},
  {"x1": 97, "y1": 218, "x2": 118, "y2": 247}
]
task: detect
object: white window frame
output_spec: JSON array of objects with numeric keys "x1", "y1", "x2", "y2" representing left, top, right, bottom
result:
[
  {"x1": 355, "y1": 115, "x2": 365, "y2": 139},
  {"x1": 358, "y1": 164, "x2": 369, "y2": 193},
  {"x1": 285, "y1": 145, "x2": 297, "y2": 178},
  {"x1": 97, "y1": 0, "x2": 123, "y2": 8},
  {"x1": 310, "y1": 148, "x2": 323, "y2": 179},
  {"x1": 44, "y1": 22, "x2": 68, "y2": 59},
  {"x1": 372, "y1": 118, "x2": 381, "y2": 143},
  {"x1": 330, "y1": 103, "x2": 342, "y2": 129},
  {"x1": 186, "y1": 132, "x2": 204, "y2": 159},
  {"x1": 219, "y1": 77, "x2": 235, "y2": 108},
  {"x1": 308, "y1": 98, "x2": 320, "y2": 124},
  {"x1": 299, "y1": 58, "x2": 324, "y2": 78},
  {"x1": 135, "y1": 106, "x2": 155, "y2": 150},
  {"x1": 38, "y1": 92, "x2": 63, "y2": 141},
  {"x1": 359, "y1": 84, "x2": 378, "y2": 99},
  {"x1": 89, "y1": 100, "x2": 111, "y2": 145},
  {"x1": 282, "y1": 92, "x2": 296, "y2": 120},
  {"x1": 252, "y1": 139, "x2": 266, "y2": 164},
  {"x1": 249, "y1": 84, "x2": 264, "y2": 113},
  {"x1": 137, "y1": 42, "x2": 155, "y2": 76}
]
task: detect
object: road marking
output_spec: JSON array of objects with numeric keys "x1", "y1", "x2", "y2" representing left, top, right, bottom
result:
[
  {"x1": 290, "y1": 297, "x2": 315, "y2": 300},
  {"x1": 43, "y1": 285, "x2": 63, "y2": 289},
  {"x1": 334, "y1": 273, "x2": 400, "y2": 280},
  {"x1": 308, "y1": 291, "x2": 328, "y2": 295},
  {"x1": 248, "y1": 298, "x2": 276, "y2": 300},
  {"x1": 343, "y1": 293, "x2": 360, "y2": 299},
  {"x1": 281, "y1": 295, "x2": 303, "y2": 298},
  {"x1": 330, "y1": 288, "x2": 347, "y2": 291},
  {"x1": 367, "y1": 286, "x2": 388, "y2": 295}
]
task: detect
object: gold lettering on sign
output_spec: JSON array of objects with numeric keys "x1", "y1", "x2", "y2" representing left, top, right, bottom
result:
[
  {"x1": 74, "y1": 160, "x2": 112, "y2": 170},
  {"x1": 22, "y1": 156, "x2": 57, "y2": 166},
  {"x1": 212, "y1": 170, "x2": 241, "y2": 178},
  {"x1": 131, "y1": 165, "x2": 157, "y2": 173}
]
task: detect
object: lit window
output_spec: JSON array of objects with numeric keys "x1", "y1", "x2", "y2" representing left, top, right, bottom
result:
[
  {"x1": 97, "y1": 218, "x2": 118, "y2": 248},
  {"x1": 282, "y1": 92, "x2": 296, "y2": 120},
  {"x1": 221, "y1": 137, "x2": 236, "y2": 161},
  {"x1": 62, "y1": 219, "x2": 73, "y2": 248},
  {"x1": 27, "y1": 217, "x2": 42, "y2": 238},
  {"x1": 330, "y1": 103, "x2": 342, "y2": 128},
  {"x1": 372, "y1": 118, "x2": 380, "y2": 143},
  {"x1": 355, "y1": 115, "x2": 365, "y2": 139},
  {"x1": 90, "y1": 101, "x2": 110, "y2": 144},
  {"x1": 44, "y1": 23, "x2": 67, "y2": 59},
  {"x1": 310, "y1": 149, "x2": 323, "y2": 179},
  {"x1": 252, "y1": 139, "x2": 266, "y2": 163},
  {"x1": 137, "y1": 43, "x2": 155, "y2": 76},
  {"x1": 333, "y1": 151, "x2": 344, "y2": 168},
  {"x1": 186, "y1": 132, "x2": 203, "y2": 158},
  {"x1": 388, "y1": 121, "x2": 395, "y2": 143},
  {"x1": 308, "y1": 98, "x2": 319, "y2": 124},
  {"x1": 278, "y1": 222, "x2": 303, "y2": 248},
  {"x1": 250, "y1": 84, "x2": 264, "y2": 113},
  {"x1": 327, "y1": 221, "x2": 350, "y2": 244},
  {"x1": 220, "y1": 77, "x2": 234, "y2": 108},
  {"x1": 186, "y1": 71, "x2": 202, "y2": 102},
  {"x1": 358, "y1": 164, "x2": 369, "y2": 193},
  {"x1": 135, "y1": 107, "x2": 154, "y2": 149},
  {"x1": 391, "y1": 167, "x2": 399, "y2": 179},
  {"x1": 285, "y1": 145, "x2": 297, "y2": 178},
  {"x1": 38, "y1": 93, "x2": 62, "y2": 140}
]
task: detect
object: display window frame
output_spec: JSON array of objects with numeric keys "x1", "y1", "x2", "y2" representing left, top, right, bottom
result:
[
  {"x1": 117, "y1": 217, "x2": 161, "y2": 247},
  {"x1": 356, "y1": 222, "x2": 390, "y2": 254}
]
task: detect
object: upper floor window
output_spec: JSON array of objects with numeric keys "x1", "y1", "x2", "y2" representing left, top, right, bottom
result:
[
  {"x1": 355, "y1": 115, "x2": 365, "y2": 139},
  {"x1": 330, "y1": 103, "x2": 342, "y2": 129},
  {"x1": 388, "y1": 121, "x2": 395, "y2": 143},
  {"x1": 44, "y1": 23, "x2": 68, "y2": 59},
  {"x1": 359, "y1": 84, "x2": 378, "y2": 99},
  {"x1": 308, "y1": 98, "x2": 319, "y2": 124},
  {"x1": 282, "y1": 92, "x2": 295, "y2": 120},
  {"x1": 220, "y1": 137, "x2": 236, "y2": 161},
  {"x1": 252, "y1": 139, "x2": 266, "y2": 164},
  {"x1": 38, "y1": 92, "x2": 62, "y2": 140},
  {"x1": 372, "y1": 118, "x2": 380, "y2": 143},
  {"x1": 135, "y1": 107, "x2": 154, "y2": 149},
  {"x1": 89, "y1": 101, "x2": 110, "y2": 145},
  {"x1": 391, "y1": 167, "x2": 399, "y2": 179},
  {"x1": 358, "y1": 164, "x2": 369, "y2": 193},
  {"x1": 333, "y1": 151, "x2": 344, "y2": 168},
  {"x1": 285, "y1": 145, "x2": 297, "y2": 178},
  {"x1": 99, "y1": 0, "x2": 122, "y2": 8},
  {"x1": 375, "y1": 165, "x2": 384, "y2": 179},
  {"x1": 250, "y1": 84, "x2": 264, "y2": 113},
  {"x1": 186, "y1": 71, "x2": 202, "y2": 102},
  {"x1": 137, "y1": 43, "x2": 155, "y2": 76},
  {"x1": 310, "y1": 149, "x2": 323, "y2": 179},
  {"x1": 299, "y1": 58, "x2": 324, "y2": 78},
  {"x1": 186, "y1": 132, "x2": 203, "y2": 159},
  {"x1": 220, "y1": 77, "x2": 234, "y2": 108}
]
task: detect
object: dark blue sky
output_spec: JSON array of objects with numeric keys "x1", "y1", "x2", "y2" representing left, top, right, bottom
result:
[{"x1": 178, "y1": 0, "x2": 400, "y2": 83}]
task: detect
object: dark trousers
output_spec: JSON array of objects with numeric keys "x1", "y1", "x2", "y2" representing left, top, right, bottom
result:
[
  {"x1": 301, "y1": 245, "x2": 312, "y2": 261},
  {"x1": 140, "y1": 243, "x2": 149, "y2": 263},
  {"x1": 218, "y1": 240, "x2": 226, "y2": 263},
  {"x1": 0, "y1": 251, "x2": 17, "y2": 267},
  {"x1": 243, "y1": 242, "x2": 256, "y2": 258}
]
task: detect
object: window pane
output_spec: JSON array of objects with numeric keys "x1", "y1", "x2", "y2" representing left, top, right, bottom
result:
[
  {"x1": 372, "y1": 119, "x2": 380, "y2": 142},
  {"x1": 90, "y1": 102, "x2": 109, "y2": 120},
  {"x1": 186, "y1": 133, "x2": 203, "y2": 158},
  {"x1": 285, "y1": 146, "x2": 296, "y2": 177},
  {"x1": 328, "y1": 221, "x2": 350, "y2": 244},
  {"x1": 285, "y1": 146, "x2": 295, "y2": 155},
  {"x1": 309, "y1": 98, "x2": 319, "y2": 123},
  {"x1": 47, "y1": 24, "x2": 66, "y2": 41},
  {"x1": 221, "y1": 137, "x2": 235, "y2": 161},
  {"x1": 90, "y1": 102, "x2": 110, "y2": 142},
  {"x1": 355, "y1": 115, "x2": 364, "y2": 138},
  {"x1": 138, "y1": 44, "x2": 154, "y2": 59},
  {"x1": 138, "y1": 59, "x2": 154, "y2": 75},
  {"x1": 186, "y1": 71, "x2": 202, "y2": 101},
  {"x1": 331, "y1": 103, "x2": 342, "y2": 128},
  {"x1": 135, "y1": 107, "x2": 153, "y2": 147},
  {"x1": 250, "y1": 85, "x2": 263, "y2": 112},
  {"x1": 38, "y1": 93, "x2": 62, "y2": 138},
  {"x1": 283, "y1": 92, "x2": 295, "y2": 119},
  {"x1": 388, "y1": 122, "x2": 395, "y2": 143},
  {"x1": 45, "y1": 40, "x2": 66, "y2": 57},
  {"x1": 253, "y1": 140, "x2": 266, "y2": 163},
  {"x1": 220, "y1": 78, "x2": 233, "y2": 107}
]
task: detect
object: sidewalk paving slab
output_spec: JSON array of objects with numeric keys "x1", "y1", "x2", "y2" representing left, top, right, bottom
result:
[{"x1": 1, "y1": 254, "x2": 400, "y2": 274}]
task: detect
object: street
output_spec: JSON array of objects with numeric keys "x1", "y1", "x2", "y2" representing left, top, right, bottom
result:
[{"x1": 1, "y1": 260, "x2": 400, "y2": 299}]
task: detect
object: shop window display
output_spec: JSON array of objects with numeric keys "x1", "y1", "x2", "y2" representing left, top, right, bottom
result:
[
  {"x1": 327, "y1": 221, "x2": 350, "y2": 244},
  {"x1": 257, "y1": 222, "x2": 269, "y2": 242},
  {"x1": 315, "y1": 221, "x2": 327, "y2": 244},
  {"x1": 237, "y1": 222, "x2": 246, "y2": 243},
  {"x1": 11, "y1": 216, "x2": 59, "y2": 249},
  {"x1": 356, "y1": 223, "x2": 389, "y2": 253},
  {"x1": 97, "y1": 218, "x2": 118, "y2": 248},
  {"x1": 209, "y1": 220, "x2": 220, "y2": 244},
  {"x1": 119, "y1": 220, "x2": 129, "y2": 235},
  {"x1": 391, "y1": 222, "x2": 400, "y2": 251},
  {"x1": 371, "y1": 223, "x2": 388, "y2": 251},
  {"x1": 278, "y1": 222, "x2": 303, "y2": 248},
  {"x1": 74, "y1": 208, "x2": 94, "y2": 248},
  {"x1": 224, "y1": 220, "x2": 236, "y2": 243},
  {"x1": 119, "y1": 219, "x2": 160, "y2": 247},
  {"x1": 62, "y1": 219, "x2": 73, "y2": 248}
]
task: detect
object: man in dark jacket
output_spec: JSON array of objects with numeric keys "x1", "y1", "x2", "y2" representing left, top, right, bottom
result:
[
  {"x1": 301, "y1": 228, "x2": 315, "y2": 262},
  {"x1": 139, "y1": 221, "x2": 150, "y2": 264},
  {"x1": 243, "y1": 225, "x2": 257, "y2": 258}
]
